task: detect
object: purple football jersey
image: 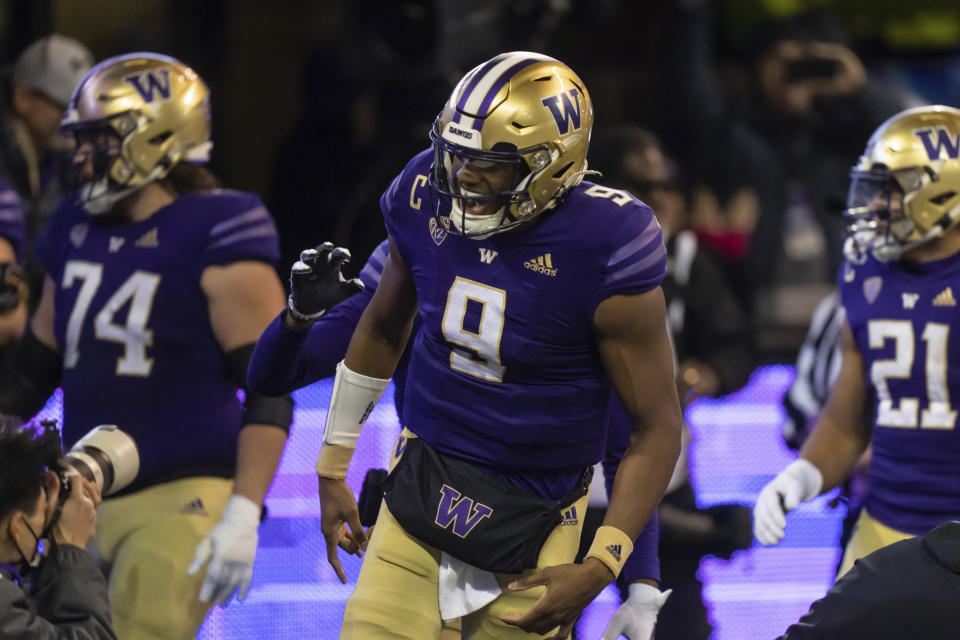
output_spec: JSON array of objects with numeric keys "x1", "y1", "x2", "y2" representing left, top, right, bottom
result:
[
  {"x1": 840, "y1": 252, "x2": 960, "y2": 534},
  {"x1": 382, "y1": 150, "x2": 667, "y2": 491},
  {"x1": 0, "y1": 179, "x2": 25, "y2": 260},
  {"x1": 36, "y1": 190, "x2": 280, "y2": 494}
]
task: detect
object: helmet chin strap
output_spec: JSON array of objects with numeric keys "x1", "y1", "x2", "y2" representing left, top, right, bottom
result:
[{"x1": 81, "y1": 164, "x2": 167, "y2": 215}]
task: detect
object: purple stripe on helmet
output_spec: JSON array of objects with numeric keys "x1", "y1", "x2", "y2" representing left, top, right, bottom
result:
[
  {"x1": 452, "y1": 54, "x2": 511, "y2": 124},
  {"x1": 472, "y1": 58, "x2": 541, "y2": 131}
]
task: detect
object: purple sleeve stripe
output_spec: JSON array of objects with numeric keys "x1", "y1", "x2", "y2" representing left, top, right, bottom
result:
[
  {"x1": 603, "y1": 242, "x2": 667, "y2": 287},
  {"x1": 0, "y1": 190, "x2": 20, "y2": 205},
  {"x1": 359, "y1": 262, "x2": 383, "y2": 286},
  {"x1": 209, "y1": 205, "x2": 269, "y2": 237},
  {"x1": 606, "y1": 217, "x2": 661, "y2": 267},
  {"x1": 0, "y1": 208, "x2": 24, "y2": 222},
  {"x1": 206, "y1": 220, "x2": 277, "y2": 251}
]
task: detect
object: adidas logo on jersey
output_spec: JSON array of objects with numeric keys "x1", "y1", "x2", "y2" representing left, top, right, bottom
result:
[
  {"x1": 605, "y1": 544, "x2": 622, "y2": 562},
  {"x1": 135, "y1": 227, "x2": 159, "y2": 248},
  {"x1": 559, "y1": 506, "x2": 579, "y2": 526},
  {"x1": 523, "y1": 253, "x2": 558, "y2": 277},
  {"x1": 934, "y1": 287, "x2": 956, "y2": 307},
  {"x1": 179, "y1": 498, "x2": 209, "y2": 517}
]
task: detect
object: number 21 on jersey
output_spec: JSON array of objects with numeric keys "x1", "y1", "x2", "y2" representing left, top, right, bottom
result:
[
  {"x1": 869, "y1": 319, "x2": 956, "y2": 429},
  {"x1": 62, "y1": 260, "x2": 161, "y2": 377}
]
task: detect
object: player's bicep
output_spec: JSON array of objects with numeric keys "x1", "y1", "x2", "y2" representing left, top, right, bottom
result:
[
  {"x1": 819, "y1": 318, "x2": 870, "y2": 440},
  {"x1": 0, "y1": 237, "x2": 15, "y2": 263},
  {"x1": 593, "y1": 287, "x2": 680, "y2": 431},
  {"x1": 202, "y1": 260, "x2": 287, "y2": 352},
  {"x1": 360, "y1": 237, "x2": 418, "y2": 342}
]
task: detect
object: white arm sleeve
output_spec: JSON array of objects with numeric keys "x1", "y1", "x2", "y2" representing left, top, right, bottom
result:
[{"x1": 322, "y1": 360, "x2": 390, "y2": 447}]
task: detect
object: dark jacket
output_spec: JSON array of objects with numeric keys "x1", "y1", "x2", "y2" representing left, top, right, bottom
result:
[
  {"x1": 780, "y1": 521, "x2": 960, "y2": 639},
  {"x1": 0, "y1": 544, "x2": 116, "y2": 640}
]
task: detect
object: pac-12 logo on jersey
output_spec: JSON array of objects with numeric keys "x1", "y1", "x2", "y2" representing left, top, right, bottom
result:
[
  {"x1": 541, "y1": 88, "x2": 582, "y2": 135},
  {"x1": 124, "y1": 69, "x2": 172, "y2": 103},
  {"x1": 915, "y1": 126, "x2": 960, "y2": 161},
  {"x1": 434, "y1": 484, "x2": 493, "y2": 538}
]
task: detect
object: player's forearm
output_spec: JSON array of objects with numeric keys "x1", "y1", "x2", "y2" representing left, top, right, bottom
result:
[
  {"x1": 232, "y1": 424, "x2": 288, "y2": 506},
  {"x1": 603, "y1": 419, "x2": 681, "y2": 540},
  {"x1": 344, "y1": 306, "x2": 413, "y2": 380},
  {"x1": 799, "y1": 412, "x2": 870, "y2": 493}
]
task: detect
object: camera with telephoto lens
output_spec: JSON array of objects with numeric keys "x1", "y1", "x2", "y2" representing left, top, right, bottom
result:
[{"x1": 61, "y1": 424, "x2": 140, "y2": 496}]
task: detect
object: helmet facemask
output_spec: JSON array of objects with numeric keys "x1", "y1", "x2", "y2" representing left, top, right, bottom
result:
[
  {"x1": 62, "y1": 112, "x2": 160, "y2": 215},
  {"x1": 429, "y1": 121, "x2": 551, "y2": 240},
  {"x1": 843, "y1": 162, "x2": 949, "y2": 262}
]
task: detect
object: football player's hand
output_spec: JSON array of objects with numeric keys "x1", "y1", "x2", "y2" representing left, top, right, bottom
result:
[
  {"x1": 318, "y1": 476, "x2": 367, "y2": 583},
  {"x1": 500, "y1": 557, "x2": 612, "y2": 639},
  {"x1": 601, "y1": 582, "x2": 671, "y2": 640},
  {"x1": 0, "y1": 262, "x2": 27, "y2": 313},
  {"x1": 187, "y1": 494, "x2": 261, "y2": 605},
  {"x1": 287, "y1": 242, "x2": 364, "y2": 322},
  {"x1": 752, "y1": 458, "x2": 823, "y2": 546}
]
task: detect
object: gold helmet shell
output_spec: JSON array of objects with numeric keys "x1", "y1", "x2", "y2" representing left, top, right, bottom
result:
[
  {"x1": 429, "y1": 52, "x2": 594, "y2": 238},
  {"x1": 61, "y1": 52, "x2": 212, "y2": 214},
  {"x1": 844, "y1": 105, "x2": 960, "y2": 262}
]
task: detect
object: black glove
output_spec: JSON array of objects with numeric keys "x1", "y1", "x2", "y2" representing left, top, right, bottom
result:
[
  {"x1": 0, "y1": 262, "x2": 27, "y2": 314},
  {"x1": 287, "y1": 242, "x2": 364, "y2": 321}
]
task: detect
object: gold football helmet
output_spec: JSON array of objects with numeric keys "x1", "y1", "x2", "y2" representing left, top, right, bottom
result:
[
  {"x1": 429, "y1": 51, "x2": 594, "y2": 239},
  {"x1": 844, "y1": 105, "x2": 960, "y2": 262},
  {"x1": 61, "y1": 52, "x2": 212, "y2": 214}
]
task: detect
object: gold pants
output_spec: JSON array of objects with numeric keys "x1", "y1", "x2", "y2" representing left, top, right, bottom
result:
[
  {"x1": 342, "y1": 429, "x2": 589, "y2": 639},
  {"x1": 836, "y1": 508, "x2": 914, "y2": 578},
  {"x1": 95, "y1": 477, "x2": 233, "y2": 640}
]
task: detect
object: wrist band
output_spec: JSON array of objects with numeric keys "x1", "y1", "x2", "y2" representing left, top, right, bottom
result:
[
  {"x1": 586, "y1": 525, "x2": 634, "y2": 579},
  {"x1": 316, "y1": 443, "x2": 355, "y2": 480}
]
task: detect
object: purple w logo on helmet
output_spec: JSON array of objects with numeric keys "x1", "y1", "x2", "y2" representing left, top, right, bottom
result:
[
  {"x1": 434, "y1": 484, "x2": 493, "y2": 538},
  {"x1": 915, "y1": 127, "x2": 960, "y2": 161},
  {"x1": 123, "y1": 69, "x2": 172, "y2": 103},
  {"x1": 541, "y1": 88, "x2": 582, "y2": 135}
]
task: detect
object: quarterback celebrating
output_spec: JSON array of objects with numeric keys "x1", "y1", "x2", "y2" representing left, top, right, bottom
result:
[
  {"x1": 754, "y1": 105, "x2": 960, "y2": 576},
  {"x1": 0, "y1": 53, "x2": 291, "y2": 638},
  {"x1": 311, "y1": 51, "x2": 682, "y2": 639}
]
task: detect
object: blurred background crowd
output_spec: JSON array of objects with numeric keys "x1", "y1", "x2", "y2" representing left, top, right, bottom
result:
[
  {"x1": 2, "y1": 0, "x2": 958, "y2": 358},
  {"x1": 1, "y1": 0, "x2": 959, "y2": 638}
]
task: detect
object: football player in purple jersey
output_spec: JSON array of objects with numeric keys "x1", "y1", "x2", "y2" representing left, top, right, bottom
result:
[
  {"x1": 754, "y1": 105, "x2": 960, "y2": 577},
  {"x1": 0, "y1": 53, "x2": 294, "y2": 639},
  {"x1": 249, "y1": 239, "x2": 667, "y2": 639},
  {"x1": 300, "y1": 52, "x2": 682, "y2": 639}
]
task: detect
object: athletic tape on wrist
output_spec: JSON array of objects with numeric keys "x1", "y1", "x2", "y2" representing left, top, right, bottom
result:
[
  {"x1": 316, "y1": 443, "x2": 355, "y2": 480},
  {"x1": 316, "y1": 360, "x2": 390, "y2": 478},
  {"x1": 586, "y1": 525, "x2": 634, "y2": 579}
]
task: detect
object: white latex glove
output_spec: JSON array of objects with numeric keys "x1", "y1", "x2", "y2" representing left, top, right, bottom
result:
[
  {"x1": 187, "y1": 494, "x2": 261, "y2": 605},
  {"x1": 752, "y1": 458, "x2": 823, "y2": 546},
  {"x1": 601, "y1": 583, "x2": 672, "y2": 640}
]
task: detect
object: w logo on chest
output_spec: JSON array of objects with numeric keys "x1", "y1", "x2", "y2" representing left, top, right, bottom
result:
[
  {"x1": 434, "y1": 484, "x2": 493, "y2": 538},
  {"x1": 124, "y1": 69, "x2": 172, "y2": 103},
  {"x1": 478, "y1": 248, "x2": 498, "y2": 264}
]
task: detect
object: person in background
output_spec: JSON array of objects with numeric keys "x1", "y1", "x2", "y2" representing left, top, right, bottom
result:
[
  {"x1": 587, "y1": 125, "x2": 754, "y2": 640},
  {"x1": 0, "y1": 52, "x2": 292, "y2": 639},
  {"x1": 754, "y1": 105, "x2": 960, "y2": 581},
  {"x1": 0, "y1": 422, "x2": 113, "y2": 639},
  {"x1": 1, "y1": 34, "x2": 94, "y2": 295}
]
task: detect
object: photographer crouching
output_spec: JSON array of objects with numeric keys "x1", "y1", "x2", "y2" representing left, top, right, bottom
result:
[{"x1": 0, "y1": 422, "x2": 115, "y2": 639}]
